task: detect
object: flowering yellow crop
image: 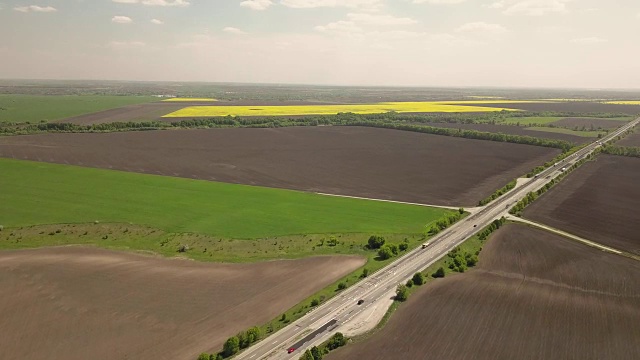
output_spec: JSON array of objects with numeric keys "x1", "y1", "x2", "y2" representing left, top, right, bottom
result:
[
  {"x1": 603, "y1": 101, "x2": 640, "y2": 105},
  {"x1": 161, "y1": 101, "x2": 539, "y2": 118},
  {"x1": 162, "y1": 98, "x2": 218, "y2": 102}
]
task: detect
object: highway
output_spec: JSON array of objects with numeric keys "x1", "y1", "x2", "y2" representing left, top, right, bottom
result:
[{"x1": 234, "y1": 117, "x2": 639, "y2": 360}]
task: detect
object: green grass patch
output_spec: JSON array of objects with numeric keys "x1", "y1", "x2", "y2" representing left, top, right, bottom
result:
[
  {"x1": 0, "y1": 158, "x2": 450, "y2": 239},
  {"x1": 0, "y1": 95, "x2": 158, "y2": 123},
  {"x1": 525, "y1": 127, "x2": 605, "y2": 137},
  {"x1": 501, "y1": 116, "x2": 563, "y2": 125}
]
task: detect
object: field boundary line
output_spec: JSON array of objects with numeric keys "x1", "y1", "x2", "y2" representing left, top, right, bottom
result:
[
  {"x1": 505, "y1": 215, "x2": 624, "y2": 255},
  {"x1": 315, "y1": 193, "x2": 464, "y2": 211}
]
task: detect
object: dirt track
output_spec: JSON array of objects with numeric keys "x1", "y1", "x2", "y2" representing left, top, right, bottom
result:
[
  {"x1": 0, "y1": 247, "x2": 364, "y2": 360},
  {"x1": 524, "y1": 154, "x2": 640, "y2": 255},
  {"x1": 328, "y1": 224, "x2": 640, "y2": 360},
  {"x1": 0, "y1": 126, "x2": 559, "y2": 206},
  {"x1": 418, "y1": 122, "x2": 589, "y2": 143}
]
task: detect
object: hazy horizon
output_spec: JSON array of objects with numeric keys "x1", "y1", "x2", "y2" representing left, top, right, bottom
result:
[{"x1": 1, "y1": 0, "x2": 639, "y2": 89}]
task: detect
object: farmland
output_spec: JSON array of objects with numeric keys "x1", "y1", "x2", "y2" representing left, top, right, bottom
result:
[
  {"x1": 0, "y1": 126, "x2": 561, "y2": 206},
  {"x1": 618, "y1": 129, "x2": 640, "y2": 146},
  {"x1": 162, "y1": 98, "x2": 218, "y2": 102},
  {"x1": 0, "y1": 158, "x2": 448, "y2": 239},
  {"x1": 0, "y1": 95, "x2": 158, "y2": 124},
  {"x1": 0, "y1": 247, "x2": 364, "y2": 360},
  {"x1": 523, "y1": 154, "x2": 640, "y2": 255},
  {"x1": 414, "y1": 122, "x2": 590, "y2": 143},
  {"x1": 467, "y1": 101, "x2": 640, "y2": 115},
  {"x1": 160, "y1": 101, "x2": 531, "y2": 118},
  {"x1": 328, "y1": 224, "x2": 640, "y2": 360}
]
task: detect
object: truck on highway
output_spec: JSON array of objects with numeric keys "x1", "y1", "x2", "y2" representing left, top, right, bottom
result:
[{"x1": 422, "y1": 243, "x2": 430, "y2": 249}]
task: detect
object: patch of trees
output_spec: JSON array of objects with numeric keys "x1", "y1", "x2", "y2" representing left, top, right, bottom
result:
[
  {"x1": 477, "y1": 217, "x2": 507, "y2": 241},
  {"x1": 478, "y1": 179, "x2": 517, "y2": 206},
  {"x1": 298, "y1": 333, "x2": 347, "y2": 360},
  {"x1": 367, "y1": 235, "x2": 386, "y2": 249},
  {"x1": 300, "y1": 346, "x2": 324, "y2": 360},
  {"x1": 427, "y1": 211, "x2": 464, "y2": 236},
  {"x1": 197, "y1": 326, "x2": 263, "y2": 359},
  {"x1": 445, "y1": 246, "x2": 479, "y2": 273},
  {"x1": 601, "y1": 145, "x2": 640, "y2": 158}
]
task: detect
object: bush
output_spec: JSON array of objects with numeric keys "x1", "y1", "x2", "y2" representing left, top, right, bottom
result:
[
  {"x1": 360, "y1": 268, "x2": 370, "y2": 278},
  {"x1": 326, "y1": 332, "x2": 347, "y2": 350},
  {"x1": 395, "y1": 284, "x2": 409, "y2": 302},
  {"x1": 412, "y1": 272, "x2": 425, "y2": 286},
  {"x1": 311, "y1": 298, "x2": 320, "y2": 307},
  {"x1": 377, "y1": 245, "x2": 394, "y2": 260},
  {"x1": 197, "y1": 354, "x2": 211, "y2": 360},
  {"x1": 367, "y1": 235, "x2": 386, "y2": 249},
  {"x1": 406, "y1": 279, "x2": 414, "y2": 287},
  {"x1": 432, "y1": 267, "x2": 445, "y2": 278},
  {"x1": 337, "y1": 282, "x2": 347, "y2": 291},
  {"x1": 399, "y1": 243, "x2": 408, "y2": 251},
  {"x1": 222, "y1": 336, "x2": 240, "y2": 357}
]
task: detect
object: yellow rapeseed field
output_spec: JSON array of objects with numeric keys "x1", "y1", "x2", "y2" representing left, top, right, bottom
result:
[
  {"x1": 161, "y1": 101, "x2": 541, "y2": 118},
  {"x1": 161, "y1": 98, "x2": 218, "y2": 102},
  {"x1": 603, "y1": 101, "x2": 640, "y2": 105}
]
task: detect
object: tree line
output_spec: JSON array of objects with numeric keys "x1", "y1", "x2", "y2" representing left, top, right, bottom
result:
[
  {"x1": 601, "y1": 145, "x2": 640, "y2": 158},
  {"x1": 478, "y1": 179, "x2": 517, "y2": 206}
]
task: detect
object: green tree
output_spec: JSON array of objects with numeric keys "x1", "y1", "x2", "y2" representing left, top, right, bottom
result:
[
  {"x1": 223, "y1": 336, "x2": 240, "y2": 357},
  {"x1": 432, "y1": 267, "x2": 445, "y2": 278},
  {"x1": 395, "y1": 284, "x2": 409, "y2": 302},
  {"x1": 311, "y1": 346, "x2": 323, "y2": 360},
  {"x1": 245, "y1": 326, "x2": 261, "y2": 345},
  {"x1": 360, "y1": 268, "x2": 370, "y2": 278},
  {"x1": 367, "y1": 235, "x2": 386, "y2": 249},
  {"x1": 412, "y1": 272, "x2": 425, "y2": 286},
  {"x1": 388, "y1": 243, "x2": 399, "y2": 255},
  {"x1": 299, "y1": 350, "x2": 314, "y2": 360},
  {"x1": 399, "y1": 242, "x2": 408, "y2": 251},
  {"x1": 406, "y1": 279, "x2": 414, "y2": 287},
  {"x1": 197, "y1": 353, "x2": 210, "y2": 360},
  {"x1": 377, "y1": 245, "x2": 394, "y2": 260},
  {"x1": 311, "y1": 298, "x2": 320, "y2": 307},
  {"x1": 337, "y1": 282, "x2": 347, "y2": 291},
  {"x1": 326, "y1": 332, "x2": 347, "y2": 350}
]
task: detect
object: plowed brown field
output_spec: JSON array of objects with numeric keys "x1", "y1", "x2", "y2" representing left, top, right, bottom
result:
[
  {"x1": 0, "y1": 247, "x2": 364, "y2": 360},
  {"x1": 618, "y1": 130, "x2": 640, "y2": 146},
  {"x1": 0, "y1": 126, "x2": 560, "y2": 206},
  {"x1": 328, "y1": 224, "x2": 640, "y2": 360},
  {"x1": 417, "y1": 122, "x2": 588, "y2": 143},
  {"x1": 524, "y1": 154, "x2": 640, "y2": 255},
  {"x1": 551, "y1": 117, "x2": 629, "y2": 130}
]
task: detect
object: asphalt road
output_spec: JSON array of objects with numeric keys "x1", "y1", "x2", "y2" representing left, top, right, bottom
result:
[{"x1": 234, "y1": 117, "x2": 640, "y2": 360}]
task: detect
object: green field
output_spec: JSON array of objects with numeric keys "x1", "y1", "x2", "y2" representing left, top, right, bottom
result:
[
  {"x1": 0, "y1": 159, "x2": 449, "y2": 239},
  {"x1": 501, "y1": 117, "x2": 563, "y2": 125},
  {"x1": 0, "y1": 95, "x2": 158, "y2": 123}
]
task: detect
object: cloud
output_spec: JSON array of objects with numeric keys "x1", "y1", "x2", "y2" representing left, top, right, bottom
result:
[
  {"x1": 223, "y1": 27, "x2": 247, "y2": 35},
  {"x1": 240, "y1": 0, "x2": 273, "y2": 10},
  {"x1": 13, "y1": 5, "x2": 57, "y2": 12},
  {"x1": 571, "y1": 37, "x2": 607, "y2": 44},
  {"x1": 412, "y1": 0, "x2": 466, "y2": 4},
  {"x1": 315, "y1": 21, "x2": 363, "y2": 35},
  {"x1": 112, "y1": 0, "x2": 190, "y2": 6},
  {"x1": 151, "y1": 18, "x2": 164, "y2": 24},
  {"x1": 281, "y1": 0, "x2": 382, "y2": 9},
  {"x1": 487, "y1": 0, "x2": 571, "y2": 16},
  {"x1": 112, "y1": 15, "x2": 133, "y2": 23},
  {"x1": 456, "y1": 22, "x2": 507, "y2": 34},
  {"x1": 346, "y1": 13, "x2": 417, "y2": 26}
]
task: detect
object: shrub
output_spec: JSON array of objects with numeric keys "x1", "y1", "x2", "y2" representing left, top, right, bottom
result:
[
  {"x1": 432, "y1": 267, "x2": 445, "y2": 278},
  {"x1": 412, "y1": 272, "x2": 425, "y2": 286},
  {"x1": 337, "y1": 282, "x2": 347, "y2": 291},
  {"x1": 367, "y1": 235, "x2": 386, "y2": 249},
  {"x1": 395, "y1": 284, "x2": 409, "y2": 302}
]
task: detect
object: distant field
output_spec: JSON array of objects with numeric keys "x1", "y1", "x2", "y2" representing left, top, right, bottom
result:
[
  {"x1": 329, "y1": 224, "x2": 640, "y2": 360},
  {"x1": 161, "y1": 98, "x2": 218, "y2": 102},
  {"x1": 501, "y1": 116, "x2": 561, "y2": 125},
  {"x1": 0, "y1": 95, "x2": 158, "y2": 123},
  {"x1": 525, "y1": 126, "x2": 605, "y2": 137},
  {"x1": 161, "y1": 101, "x2": 532, "y2": 117},
  {"x1": 0, "y1": 158, "x2": 449, "y2": 239},
  {"x1": 603, "y1": 100, "x2": 640, "y2": 105}
]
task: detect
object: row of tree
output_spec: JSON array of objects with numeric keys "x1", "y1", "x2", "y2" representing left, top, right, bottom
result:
[
  {"x1": 197, "y1": 326, "x2": 263, "y2": 360},
  {"x1": 427, "y1": 210, "x2": 464, "y2": 236},
  {"x1": 478, "y1": 180, "x2": 517, "y2": 206},
  {"x1": 601, "y1": 145, "x2": 640, "y2": 158},
  {"x1": 298, "y1": 333, "x2": 347, "y2": 360}
]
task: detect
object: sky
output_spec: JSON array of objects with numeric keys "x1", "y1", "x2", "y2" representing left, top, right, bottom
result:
[{"x1": 0, "y1": 0, "x2": 639, "y2": 88}]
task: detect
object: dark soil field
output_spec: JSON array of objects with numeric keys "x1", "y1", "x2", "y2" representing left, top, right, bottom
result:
[
  {"x1": 0, "y1": 126, "x2": 560, "y2": 206},
  {"x1": 551, "y1": 117, "x2": 630, "y2": 130},
  {"x1": 618, "y1": 129, "x2": 640, "y2": 147},
  {"x1": 524, "y1": 155, "x2": 640, "y2": 255},
  {"x1": 468, "y1": 101, "x2": 640, "y2": 115},
  {"x1": 329, "y1": 224, "x2": 640, "y2": 360},
  {"x1": 58, "y1": 102, "x2": 184, "y2": 125},
  {"x1": 0, "y1": 247, "x2": 364, "y2": 360},
  {"x1": 418, "y1": 122, "x2": 589, "y2": 143}
]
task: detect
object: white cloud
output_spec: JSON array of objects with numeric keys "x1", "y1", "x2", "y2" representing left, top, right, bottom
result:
[
  {"x1": 281, "y1": 0, "x2": 382, "y2": 9},
  {"x1": 240, "y1": 0, "x2": 273, "y2": 10},
  {"x1": 112, "y1": 15, "x2": 133, "y2": 23},
  {"x1": 151, "y1": 18, "x2": 164, "y2": 24},
  {"x1": 14, "y1": 5, "x2": 57, "y2": 12},
  {"x1": 346, "y1": 13, "x2": 417, "y2": 26},
  {"x1": 315, "y1": 21, "x2": 363, "y2": 35},
  {"x1": 456, "y1": 22, "x2": 507, "y2": 34},
  {"x1": 223, "y1": 27, "x2": 247, "y2": 35},
  {"x1": 112, "y1": 0, "x2": 190, "y2": 6},
  {"x1": 412, "y1": 0, "x2": 466, "y2": 4},
  {"x1": 496, "y1": 0, "x2": 571, "y2": 16},
  {"x1": 571, "y1": 37, "x2": 607, "y2": 44}
]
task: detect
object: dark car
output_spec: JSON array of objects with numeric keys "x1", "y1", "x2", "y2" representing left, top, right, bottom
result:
[
  {"x1": 288, "y1": 347, "x2": 296, "y2": 354},
  {"x1": 357, "y1": 299, "x2": 364, "y2": 305}
]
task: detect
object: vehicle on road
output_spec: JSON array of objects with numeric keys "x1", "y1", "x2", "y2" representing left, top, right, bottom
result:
[
  {"x1": 473, "y1": 224, "x2": 477, "y2": 227},
  {"x1": 421, "y1": 243, "x2": 430, "y2": 249},
  {"x1": 561, "y1": 167, "x2": 567, "y2": 172},
  {"x1": 357, "y1": 299, "x2": 365, "y2": 305},
  {"x1": 288, "y1": 347, "x2": 296, "y2": 354}
]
